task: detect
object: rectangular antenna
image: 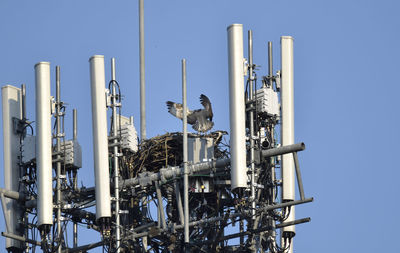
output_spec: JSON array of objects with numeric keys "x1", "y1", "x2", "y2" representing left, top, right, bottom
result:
[
  {"x1": 1, "y1": 85, "x2": 23, "y2": 250},
  {"x1": 280, "y1": 36, "x2": 296, "y2": 249},
  {"x1": 89, "y1": 55, "x2": 111, "y2": 220}
]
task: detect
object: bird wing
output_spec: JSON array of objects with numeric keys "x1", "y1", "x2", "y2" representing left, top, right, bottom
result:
[
  {"x1": 166, "y1": 101, "x2": 196, "y2": 124},
  {"x1": 200, "y1": 94, "x2": 212, "y2": 111},
  {"x1": 166, "y1": 101, "x2": 183, "y2": 119},
  {"x1": 200, "y1": 94, "x2": 213, "y2": 119}
]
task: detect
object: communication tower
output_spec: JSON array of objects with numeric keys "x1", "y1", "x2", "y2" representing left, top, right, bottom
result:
[{"x1": 1, "y1": 23, "x2": 312, "y2": 252}]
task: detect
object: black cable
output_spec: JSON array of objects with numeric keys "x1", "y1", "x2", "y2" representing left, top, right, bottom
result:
[
  {"x1": 31, "y1": 214, "x2": 38, "y2": 253},
  {"x1": 23, "y1": 121, "x2": 34, "y2": 135},
  {"x1": 245, "y1": 79, "x2": 250, "y2": 101},
  {"x1": 108, "y1": 80, "x2": 122, "y2": 139},
  {"x1": 253, "y1": 72, "x2": 259, "y2": 134}
]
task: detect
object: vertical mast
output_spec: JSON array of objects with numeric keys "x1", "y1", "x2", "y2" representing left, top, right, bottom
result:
[
  {"x1": 111, "y1": 58, "x2": 121, "y2": 253},
  {"x1": 268, "y1": 41, "x2": 273, "y2": 87},
  {"x1": 55, "y1": 66, "x2": 62, "y2": 253},
  {"x1": 72, "y1": 108, "x2": 78, "y2": 248},
  {"x1": 182, "y1": 59, "x2": 190, "y2": 251},
  {"x1": 139, "y1": 0, "x2": 146, "y2": 140},
  {"x1": 248, "y1": 30, "x2": 256, "y2": 221}
]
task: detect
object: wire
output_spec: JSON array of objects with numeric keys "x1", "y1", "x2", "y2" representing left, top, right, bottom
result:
[
  {"x1": 108, "y1": 79, "x2": 123, "y2": 144},
  {"x1": 20, "y1": 120, "x2": 35, "y2": 136},
  {"x1": 245, "y1": 79, "x2": 250, "y2": 100}
]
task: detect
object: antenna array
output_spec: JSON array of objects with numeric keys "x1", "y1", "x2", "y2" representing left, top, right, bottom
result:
[{"x1": 1, "y1": 24, "x2": 312, "y2": 253}]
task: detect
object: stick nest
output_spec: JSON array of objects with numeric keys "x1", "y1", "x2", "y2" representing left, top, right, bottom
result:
[{"x1": 122, "y1": 131, "x2": 228, "y2": 179}]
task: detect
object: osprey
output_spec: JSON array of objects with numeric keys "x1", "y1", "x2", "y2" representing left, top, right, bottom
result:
[{"x1": 166, "y1": 94, "x2": 214, "y2": 133}]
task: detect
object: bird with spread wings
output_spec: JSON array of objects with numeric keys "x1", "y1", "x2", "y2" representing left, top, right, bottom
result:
[{"x1": 166, "y1": 94, "x2": 214, "y2": 133}]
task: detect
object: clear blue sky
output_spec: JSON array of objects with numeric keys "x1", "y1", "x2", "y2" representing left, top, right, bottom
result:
[{"x1": 1, "y1": 0, "x2": 399, "y2": 252}]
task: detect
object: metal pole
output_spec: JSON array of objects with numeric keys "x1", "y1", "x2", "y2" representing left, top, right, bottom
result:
[
  {"x1": 21, "y1": 84, "x2": 26, "y2": 120},
  {"x1": 1, "y1": 232, "x2": 41, "y2": 247},
  {"x1": 182, "y1": 59, "x2": 190, "y2": 249},
  {"x1": 73, "y1": 207, "x2": 78, "y2": 248},
  {"x1": 111, "y1": 58, "x2": 121, "y2": 253},
  {"x1": 260, "y1": 197, "x2": 312, "y2": 211},
  {"x1": 19, "y1": 84, "x2": 29, "y2": 253},
  {"x1": 248, "y1": 30, "x2": 256, "y2": 223},
  {"x1": 120, "y1": 143, "x2": 305, "y2": 189},
  {"x1": 0, "y1": 187, "x2": 26, "y2": 202},
  {"x1": 267, "y1": 41, "x2": 277, "y2": 249},
  {"x1": 155, "y1": 181, "x2": 167, "y2": 229},
  {"x1": 121, "y1": 197, "x2": 313, "y2": 242},
  {"x1": 239, "y1": 220, "x2": 244, "y2": 247},
  {"x1": 0, "y1": 193, "x2": 11, "y2": 233},
  {"x1": 73, "y1": 109, "x2": 77, "y2": 140},
  {"x1": 139, "y1": 0, "x2": 146, "y2": 140},
  {"x1": 174, "y1": 181, "x2": 184, "y2": 225},
  {"x1": 261, "y1": 142, "x2": 305, "y2": 157},
  {"x1": 191, "y1": 217, "x2": 311, "y2": 246},
  {"x1": 72, "y1": 108, "x2": 78, "y2": 248},
  {"x1": 62, "y1": 241, "x2": 105, "y2": 253},
  {"x1": 293, "y1": 152, "x2": 305, "y2": 201},
  {"x1": 55, "y1": 66, "x2": 62, "y2": 253},
  {"x1": 268, "y1": 42, "x2": 273, "y2": 87},
  {"x1": 176, "y1": 198, "x2": 313, "y2": 232}
]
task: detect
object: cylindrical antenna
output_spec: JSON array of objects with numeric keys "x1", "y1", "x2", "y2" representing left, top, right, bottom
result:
[
  {"x1": 35, "y1": 62, "x2": 53, "y2": 229},
  {"x1": 227, "y1": 24, "x2": 247, "y2": 190},
  {"x1": 89, "y1": 55, "x2": 111, "y2": 221},
  {"x1": 21, "y1": 84, "x2": 26, "y2": 120},
  {"x1": 139, "y1": 0, "x2": 146, "y2": 140},
  {"x1": 248, "y1": 30, "x2": 253, "y2": 73},
  {"x1": 182, "y1": 59, "x2": 190, "y2": 248},
  {"x1": 248, "y1": 30, "x2": 254, "y2": 96},
  {"x1": 268, "y1": 41, "x2": 273, "y2": 87},
  {"x1": 73, "y1": 109, "x2": 77, "y2": 140},
  {"x1": 56, "y1": 66, "x2": 60, "y2": 103},
  {"x1": 111, "y1": 57, "x2": 116, "y2": 81},
  {"x1": 280, "y1": 36, "x2": 296, "y2": 247}
]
